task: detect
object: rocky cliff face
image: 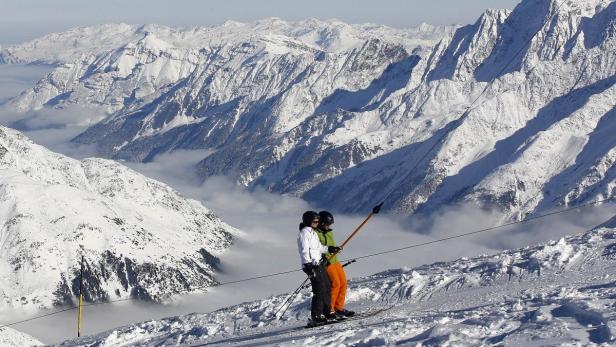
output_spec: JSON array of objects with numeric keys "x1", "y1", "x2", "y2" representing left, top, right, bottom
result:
[
  {"x1": 2, "y1": 0, "x2": 615, "y2": 220},
  {"x1": 0, "y1": 126, "x2": 236, "y2": 310}
]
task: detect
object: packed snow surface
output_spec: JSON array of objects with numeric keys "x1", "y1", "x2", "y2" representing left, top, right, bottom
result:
[
  {"x1": 0, "y1": 327, "x2": 42, "y2": 347},
  {"x1": 56, "y1": 218, "x2": 616, "y2": 346}
]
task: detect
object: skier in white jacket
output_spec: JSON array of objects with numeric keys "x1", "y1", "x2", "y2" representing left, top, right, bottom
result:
[{"x1": 297, "y1": 210, "x2": 342, "y2": 325}]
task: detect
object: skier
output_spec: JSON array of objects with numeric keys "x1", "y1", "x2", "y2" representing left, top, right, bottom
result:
[
  {"x1": 317, "y1": 211, "x2": 355, "y2": 318},
  {"x1": 297, "y1": 210, "x2": 342, "y2": 326}
]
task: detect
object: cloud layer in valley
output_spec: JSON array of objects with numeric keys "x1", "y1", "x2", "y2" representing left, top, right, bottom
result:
[{"x1": 0, "y1": 64, "x2": 52, "y2": 103}]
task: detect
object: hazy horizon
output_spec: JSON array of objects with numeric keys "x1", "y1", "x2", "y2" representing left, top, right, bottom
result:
[{"x1": 0, "y1": 0, "x2": 521, "y2": 45}]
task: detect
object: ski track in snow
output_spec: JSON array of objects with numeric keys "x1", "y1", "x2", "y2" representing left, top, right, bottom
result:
[{"x1": 56, "y1": 224, "x2": 616, "y2": 346}]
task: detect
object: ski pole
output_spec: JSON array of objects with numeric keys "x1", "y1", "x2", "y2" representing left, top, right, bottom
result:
[
  {"x1": 276, "y1": 282, "x2": 306, "y2": 322},
  {"x1": 342, "y1": 259, "x2": 357, "y2": 268},
  {"x1": 270, "y1": 277, "x2": 310, "y2": 322}
]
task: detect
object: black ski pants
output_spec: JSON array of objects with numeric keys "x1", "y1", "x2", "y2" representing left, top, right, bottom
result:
[{"x1": 309, "y1": 262, "x2": 332, "y2": 319}]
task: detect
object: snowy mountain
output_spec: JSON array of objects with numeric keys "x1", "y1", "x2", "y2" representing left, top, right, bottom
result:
[
  {"x1": 2, "y1": 0, "x2": 616, "y2": 221},
  {"x1": 55, "y1": 217, "x2": 616, "y2": 346},
  {"x1": 0, "y1": 125, "x2": 236, "y2": 310},
  {"x1": 0, "y1": 20, "x2": 454, "y2": 197}
]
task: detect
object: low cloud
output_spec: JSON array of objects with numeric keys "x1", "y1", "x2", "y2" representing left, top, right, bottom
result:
[
  {"x1": 0, "y1": 64, "x2": 108, "y2": 159},
  {"x1": 0, "y1": 104, "x2": 107, "y2": 159},
  {"x1": 477, "y1": 203, "x2": 616, "y2": 250},
  {"x1": 125, "y1": 154, "x2": 498, "y2": 288},
  {"x1": 10, "y1": 105, "x2": 104, "y2": 130},
  {"x1": 122, "y1": 149, "x2": 215, "y2": 189},
  {"x1": 0, "y1": 64, "x2": 53, "y2": 103}
]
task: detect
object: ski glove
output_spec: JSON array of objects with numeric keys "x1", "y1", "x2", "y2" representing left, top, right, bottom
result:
[
  {"x1": 320, "y1": 254, "x2": 330, "y2": 267},
  {"x1": 302, "y1": 263, "x2": 315, "y2": 278},
  {"x1": 328, "y1": 246, "x2": 342, "y2": 254}
]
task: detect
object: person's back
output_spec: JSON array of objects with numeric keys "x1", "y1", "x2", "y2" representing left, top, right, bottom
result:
[{"x1": 297, "y1": 222, "x2": 324, "y2": 267}]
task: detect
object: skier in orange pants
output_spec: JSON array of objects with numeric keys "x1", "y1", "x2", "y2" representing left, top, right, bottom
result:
[{"x1": 316, "y1": 211, "x2": 355, "y2": 318}]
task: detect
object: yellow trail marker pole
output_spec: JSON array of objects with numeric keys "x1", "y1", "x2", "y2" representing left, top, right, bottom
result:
[{"x1": 77, "y1": 255, "x2": 84, "y2": 338}]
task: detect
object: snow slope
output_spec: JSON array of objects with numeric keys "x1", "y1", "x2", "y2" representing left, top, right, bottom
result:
[
  {"x1": 55, "y1": 215, "x2": 616, "y2": 346},
  {"x1": 0, "y1": 327, "x2": 42, "y2": 347},
  {"x1": 0, "y1": 126, "x2": 237, "y2": 310}
]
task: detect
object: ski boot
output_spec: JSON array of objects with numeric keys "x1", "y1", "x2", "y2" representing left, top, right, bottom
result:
[{"x1": 336, "y1": 308, "x2": 355, "y2": 317}]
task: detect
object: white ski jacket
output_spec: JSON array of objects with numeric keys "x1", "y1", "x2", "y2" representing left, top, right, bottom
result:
[{"x1": 297, "y1": 226, "x2": 328, "y2": 266}]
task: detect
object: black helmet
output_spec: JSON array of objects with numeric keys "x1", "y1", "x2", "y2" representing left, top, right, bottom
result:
[
  {"x1": 302, "y1": 211, "x2": 319, "y2": 226},
  {"x1": 318, "y1": 211, "x2": 334, "y2": 225}
]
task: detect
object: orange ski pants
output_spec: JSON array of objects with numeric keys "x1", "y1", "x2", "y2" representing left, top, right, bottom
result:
[{"x1": 325, "y1": 262, "x2": 347, "y2": 311}]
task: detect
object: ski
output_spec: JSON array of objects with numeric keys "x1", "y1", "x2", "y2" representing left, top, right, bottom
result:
[{"x1": 302, "y1": 306, "x2": 393, "y2": 329}]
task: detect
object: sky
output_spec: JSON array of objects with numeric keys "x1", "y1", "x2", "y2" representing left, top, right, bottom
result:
[{"x1": 0, "y1": 0, "x2": 522, "y2": 44}]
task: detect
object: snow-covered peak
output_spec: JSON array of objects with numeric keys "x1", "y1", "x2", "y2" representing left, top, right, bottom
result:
[
  {"x1": 3, "y1": 18, "x2": 453, "y2": 113},
  {"x1": 136, "y1": 32, "x2": 174, "y2": 52},
  {"x1": 426, "y1": 7, "x2": 511, "y2": 82},
  {"x1": 0, "y1": 125, "x2": 237, "y2": 310},
  {"x1": 0, "y1": 23, "x2": 140, "y2": 65},
  {"x1": 477, "y1": 8, "x2": 511, "y2": 25}
]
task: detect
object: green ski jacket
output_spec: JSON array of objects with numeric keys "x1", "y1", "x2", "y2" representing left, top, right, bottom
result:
[{"x1": 316, "y1": 228, "x2": 339, "y2": 264}]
